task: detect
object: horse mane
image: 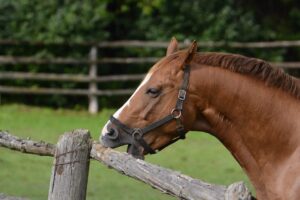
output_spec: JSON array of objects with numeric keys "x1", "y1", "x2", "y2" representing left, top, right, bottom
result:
[{"x1": 193, "y1": 52, "x2": 300, "y2": 99}]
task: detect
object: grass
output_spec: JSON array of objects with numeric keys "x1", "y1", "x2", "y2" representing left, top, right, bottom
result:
[{"x1": 0, "y1": 104, "x2": 252, "y2": 199}]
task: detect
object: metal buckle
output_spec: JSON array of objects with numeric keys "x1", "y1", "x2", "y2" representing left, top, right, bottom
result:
[
  {"x1": 178, "y1": 89, "x2": 186, "y2": 100},
  {"x1": 132, "y1": 128, "x2": 143, "y2": 140},
  {"x1": 171, "y1": 108, "x2": 182, "y2": 119}
]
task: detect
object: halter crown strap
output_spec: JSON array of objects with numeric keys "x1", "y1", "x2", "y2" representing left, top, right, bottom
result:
[
  {"x1": 109, "y1": 64, "x2": 190, "y2": 154},
  {"x1": 176, "y1": 66, "x2": 190, "y2": 111}
]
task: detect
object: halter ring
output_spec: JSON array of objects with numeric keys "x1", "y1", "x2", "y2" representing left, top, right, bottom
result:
[
  {"x1": 171, "y1": 108, "x2": 182, "y2": 119},
  {"x1": 132, "y1": 128, "x2": 143, "y2": 140}
]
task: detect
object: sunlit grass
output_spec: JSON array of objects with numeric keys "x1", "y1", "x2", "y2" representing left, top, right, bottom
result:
[{"x1": 0, "y1": 104, "x2": 252, "y2": 199}]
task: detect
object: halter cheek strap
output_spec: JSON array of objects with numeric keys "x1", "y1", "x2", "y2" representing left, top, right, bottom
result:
[{"x1": 109, "y1": 65, "x2": 190, "y2": 154}]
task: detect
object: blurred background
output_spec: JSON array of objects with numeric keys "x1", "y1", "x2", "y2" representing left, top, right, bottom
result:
[
  {"x1": 0, "y1": 0, "x2": 300, "y2": 111},
  {"x1": 0, "y1": 0, "x2": 299, "y2": 199}
]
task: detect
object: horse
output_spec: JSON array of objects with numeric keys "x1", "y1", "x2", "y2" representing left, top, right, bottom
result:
[{"x1": 100, "y1": 38, "x2": 300, "y2": 200}]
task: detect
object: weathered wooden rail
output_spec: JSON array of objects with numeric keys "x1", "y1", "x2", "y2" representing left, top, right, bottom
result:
[
  {"x1": 0, "y1": 129, "x2": 254, "y2": 200},
  {"x1": 1, "y1": 39, "x2": 300, "y2": 48}
]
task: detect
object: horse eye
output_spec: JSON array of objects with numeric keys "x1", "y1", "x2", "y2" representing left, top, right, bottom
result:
[{"x1": 146, "y1": 88, "x2": 160, "y2": 97}]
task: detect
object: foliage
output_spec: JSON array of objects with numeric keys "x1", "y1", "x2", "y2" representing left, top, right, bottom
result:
[
  {"x1": 0, "y1": 0, "x2": 299, "y2": 108},
  {"x1": 0, "y1": 0, "x2": 110, "y2": 42},
  {"x1": 1, "y1": 0, "x2": 299, "y2": 49}
]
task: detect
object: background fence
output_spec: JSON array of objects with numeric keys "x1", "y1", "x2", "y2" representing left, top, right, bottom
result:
[{"x1": 0, "y1": 39, "x2": 300, "y2": 113}]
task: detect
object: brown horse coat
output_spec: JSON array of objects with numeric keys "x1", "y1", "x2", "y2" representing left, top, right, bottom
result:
[{"x1": 101, "y1": 39, "x2": 300, "y2": 200}]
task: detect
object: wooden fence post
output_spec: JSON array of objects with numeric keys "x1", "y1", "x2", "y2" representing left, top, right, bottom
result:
[
  {"x1": 88, "y1": 46, "x2": 98, "y2": 114},
  {"x1": 48, "y1": 129, "x2": 92, "y2": 200}
]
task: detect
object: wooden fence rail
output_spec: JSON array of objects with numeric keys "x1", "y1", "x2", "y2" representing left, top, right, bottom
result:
[
  {"x1": 0, "y1": 86, "x2": 135, "y2": 96},
  {"x1": 0, "y1": 129, "x2": 254, "y2": 200},
  {"x1": 0, "y1": 72, "x2": 145, "y2": 82},
  {"x1": 1, "y1": 39, "x2": 300, "y2": 48},
  {"x1": 0, "y1": 56, "x2": 160, "y2": 65}
]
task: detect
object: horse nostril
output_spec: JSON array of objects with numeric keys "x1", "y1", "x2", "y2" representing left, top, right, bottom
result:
[
  {"x1": 106, "y1": 128, "x2": 119, "y2": 140},
  {"x1": 107, "y1": 129, "x2": 114, "y2": 136}
]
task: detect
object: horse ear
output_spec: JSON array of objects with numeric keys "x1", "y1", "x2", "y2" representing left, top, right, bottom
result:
[
  {"x1": 182, "y1": 40, "x2": 197, "y2": 66},
  {"x1": 166, "y1": 37, "x2": 179, "y2": 56}
]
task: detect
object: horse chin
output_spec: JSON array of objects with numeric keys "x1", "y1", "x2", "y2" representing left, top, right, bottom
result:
[{"x1": 127, "y1": 144, "x2": 145, "y2": 160}]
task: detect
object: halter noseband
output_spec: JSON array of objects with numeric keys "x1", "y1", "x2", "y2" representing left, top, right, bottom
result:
[{"x1": 109, "y1": 65, "x2": 190, "y2": 154}]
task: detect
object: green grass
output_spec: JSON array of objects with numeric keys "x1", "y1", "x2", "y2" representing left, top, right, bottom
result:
[{"x1": 0, "y1": 104, "x2": 252, "y2": 199}]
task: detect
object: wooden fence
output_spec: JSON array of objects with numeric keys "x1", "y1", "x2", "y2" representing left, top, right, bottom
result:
[
  {"x1": 0, "y1": 39, "x2": 300, "y2": 113},
  {"x1": 0, "y1": 129, "x2": 254, "y2": 200}
]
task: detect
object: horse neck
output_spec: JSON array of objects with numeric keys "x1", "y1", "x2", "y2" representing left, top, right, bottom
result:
[{"x1": 190, "y1": 64, "x2": 300, "y2": 199}]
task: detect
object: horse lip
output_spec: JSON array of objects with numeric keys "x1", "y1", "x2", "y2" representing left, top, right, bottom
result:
[
  {"x1": 101, "y1": 133, "x2": 145, "y2": 160},
  {"x1": 100, "y1": 135, "x2": 122, "y2": 148},
  {"x1": 99, "y1": 136, "x2": 110, "y2": 147},
  {"x1": 127, "y1": 144, "x2": 145, "y2": 160}
]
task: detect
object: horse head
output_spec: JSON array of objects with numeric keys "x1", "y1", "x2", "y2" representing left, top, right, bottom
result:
[{"x1": 100, "y1": 38, "x2": 198, "y2": 159}]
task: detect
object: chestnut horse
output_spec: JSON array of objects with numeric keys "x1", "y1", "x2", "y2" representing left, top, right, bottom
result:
[{"x1": 100, "y1": 38, "x2": 300, "y2": 200}]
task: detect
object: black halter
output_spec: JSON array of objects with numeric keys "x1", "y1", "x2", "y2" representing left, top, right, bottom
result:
[{"x1": 109, "y1": 65, "x2": 190, "y2": 154}]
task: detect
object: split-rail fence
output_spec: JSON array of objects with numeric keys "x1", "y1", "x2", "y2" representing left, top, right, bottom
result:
[
  {"x1": 0, "y1": 39, "x2": 300, "y2": 113},
  {"x1": 0, "y1": 129, "x2": 254, "y2": 200}
]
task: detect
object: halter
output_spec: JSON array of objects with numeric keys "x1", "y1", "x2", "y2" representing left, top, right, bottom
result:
[{"x1": 109, "y1": 65, "x2": 190, "y2": 154}]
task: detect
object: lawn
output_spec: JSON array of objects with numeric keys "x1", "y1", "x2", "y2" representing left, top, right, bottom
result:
[{"x1": 0, "y1": 104, "x2": 252, "y2": 199}]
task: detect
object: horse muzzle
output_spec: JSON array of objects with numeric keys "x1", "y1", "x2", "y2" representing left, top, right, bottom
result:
[
  {"x1": 100, "y1": 122, "x2": 145, "y2": 159},
  {"x1": 100, "y1": 123, "x2": 129, "y2": 148}
]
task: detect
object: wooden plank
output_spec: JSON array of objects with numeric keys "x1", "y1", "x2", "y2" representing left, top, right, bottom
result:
[
  {"x1": 0, "y1": 130, "x2": 54, "y2": 156},
  {"x1": 0, "y1": 39, "x2": 92, "y2": 47},
  {"x1": 0, "y1": 86, "x2": 135, "y2": 96},
  {"x1": 97, "y1": 40, "x2": 300, "y2": 49},
  {"x1": 227, "y1": 40, "x2": 300, "y2": 48},
  {"x1": 100, "y1": 57, "x2": 159, "y2": 63},
  {"x1": 271, "y1": 62, "x2": 300, "y2": 69},
  {"x1": 1, "y1": 39, "x2": 300, "y2": 48},
  {"x1": 0, "y1": 130, "x2": 254, "y2": 200},
  {"x1": 97, "y1": 40, "x2": 295, "y2": 49},
  {"x1": 91, "y1": 143, "x2": 253, "y2": 200},
  {"x1": 0, "y1": 55, "x2": 299, "y2": 68},
  {"x1": 48, "y1": 129, "x2": 91, "y2": 200},
  {"x1": 97, "y1": 40, "x2": 169, "y2": 48},
  {"x1": 0, "y1": 72, "x2": 145, "y2": 82},
  {"x1": 0, "y1": 56, "x2": 88, "y2": 65},
  {"x1": 0, "y1": 56, "x2": 158, "y2": 65}
]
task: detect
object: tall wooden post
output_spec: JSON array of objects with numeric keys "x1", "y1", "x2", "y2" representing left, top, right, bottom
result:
[
  {"x1": 48, "y1": 129, "x2": 92, "y2": 200},
  {"x1": 88, "y1": 46, "x2": 98, "y2": 114}
]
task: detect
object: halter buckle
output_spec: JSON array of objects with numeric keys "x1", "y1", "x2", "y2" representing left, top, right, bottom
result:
[
  {"x1": 132, "y1": 128, "x2": 143, "y2": 140},
  {"x1": 171, "y1": 108, "x2": 182, "y2": 119},
  {"x1": 178, "y1": 89, "x2": 186, "y2": 100}
]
